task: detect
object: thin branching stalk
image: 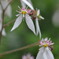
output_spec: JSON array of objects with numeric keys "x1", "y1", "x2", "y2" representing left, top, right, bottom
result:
[
  {"x1": 3, "y1": 20, "x2": 15, "y2": 28},
  {"x1": 0, "y1": 42, "x2": 39, "y2": 56},
  {"x1": 0, "y1": 0, "x2": 12, "y2": 41}
]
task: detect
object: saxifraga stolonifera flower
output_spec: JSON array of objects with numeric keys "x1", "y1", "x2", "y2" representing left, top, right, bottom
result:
[
  {"x1": 11, "y1": 7, "x2": 36, "y2": 35},
  {"x1": 22, "y1": 53, "x2": 34, "y2": 59},
  {"x1": 36, "y1": 38, "x2": 54, "y2": 59},
  {"x1": 21, "y1": 0, "x2": 44, "y2": 38}
]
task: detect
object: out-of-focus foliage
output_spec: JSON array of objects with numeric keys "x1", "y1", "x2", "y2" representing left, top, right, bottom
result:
[{"x1": 0, "y1": 0, "x2": 59, "y2": 59}]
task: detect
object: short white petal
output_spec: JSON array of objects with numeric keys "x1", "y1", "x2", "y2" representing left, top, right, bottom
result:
[
  {"x1": 5, "y1": 5, "x2": 12, "y2": 17},
  {"x1": 20, "y1": 0, "x2": 26, "y2": 8},
  {"x1": 45, "y1": 47, "x2": 54, "y2": 59},
  {"x1": 40, "y1": 16, "x2": 44, "y2": 19},
  {"x1": 37, "y1": 10, "x2": 40, "y2": 16},
  {"x1": 11, "y1": 15, "x2": 23, "y2": 31},
  {"x1": 35, "y1": 18, "x2": 41, "y2": 38},
  {"x1": 2, "y1": 28, "x2": 6, "y2": 36},
  {"x1": 25, "y1": 14, "x2": 35, "y2": 34},
  {"x1": 22, "y1": 0, "x2": 34, "y2": 10}
]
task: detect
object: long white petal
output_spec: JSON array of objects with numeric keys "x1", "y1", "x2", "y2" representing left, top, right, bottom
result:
[
  {"x1": 2, "y1": 28, "x2": 6, "y2": 36},
  {"x1": 25, "y1": 14, "x2": 35, "y2": 34},
  {"x1": 5, "y1": 5, "x2": 12, "y2": 17},
  {"x1": 22, "y1": 0, "x2": 34, "y2": 10},
  {"x1": 45, "y1": 47, "x2": 54, "y2": 59},
  {"x1": 20, "y1": 0, "x2": 26, "y2": 8},
  {"x1": 35, "y1": 18, "x2": 41, "y2": 38},
  {"x1": 11, "y1": 15, "x2": 23, "y2": 31},
  {"x1": 36, "y1": 47, "x2": 45, "y2": 59},
  {"x1": 27, "y1": 0, "x2": 33, "y2": 7}
]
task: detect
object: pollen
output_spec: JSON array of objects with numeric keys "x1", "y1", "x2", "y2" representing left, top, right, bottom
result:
[
  {"x1": 43, "y1": 44, "x2": 48, "y2": 47},
  {"x1": 21, "y1": 11, "x2": 27, "y2": 14}
]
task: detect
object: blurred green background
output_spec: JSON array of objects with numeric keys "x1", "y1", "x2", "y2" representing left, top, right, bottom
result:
[{"x1": 0, "y1": 0, "x2": 59, "y2": 59}]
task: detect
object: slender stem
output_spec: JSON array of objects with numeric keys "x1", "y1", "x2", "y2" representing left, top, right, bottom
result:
[
  {"x1": 0, "y1": 42, "x2": 39, "y2": 56},
  {"x1": 3, "y1": 20, "x2": 15, "y2": 28},
  {"x1": 0, "y1": 0, "x2": 12, "y2": 41}
]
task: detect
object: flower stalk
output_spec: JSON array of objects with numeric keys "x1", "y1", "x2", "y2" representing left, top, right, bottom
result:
[{"x1": 0, "y1": 42, "x2": 39, "y2": 56}]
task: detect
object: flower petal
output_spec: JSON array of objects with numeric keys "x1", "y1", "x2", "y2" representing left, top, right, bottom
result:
[
  {"x1": 11, "y1": 15, "x2": 23, "y2": 31},
  {"x1": 35, "y1": 18, "x2": 41, "y2": 38},
  {"x1": 20, "y1": 0, "x2": 26, "y2": 8},
  {"x1": 37, "y1": 10, "x2": 40, "y2": 16},
  {"x1": 5, "y1": 5, "x2": 12, "y2": 17},
  {"x1": 27, "y1": 0, "x2": 33, "y2": 7},
  {"x1": 22, "y1": 0, "x2": 34, "y2": 10},
  {"x1": 2, "y1": 28, "x2": 6, "y2": 36},
  {"x1": 36, "y1": 47, "x2": 45, "y2": 59},
  {"x1": 45, "y1": 47, "x2": 54, "y2": 59},
  {"x1": 40, "y1": 16, "x2": 44, "y2": 20},
  {"x1": 25, "y1": 14, "x2": 35, "y2": 34}
]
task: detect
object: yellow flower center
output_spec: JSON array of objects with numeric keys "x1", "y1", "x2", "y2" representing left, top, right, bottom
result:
[
  {"x1": 43, "y1": 44, "x2": 48, "y2": 47},
  {"x1": 21, "y1": 11, "x2": 27, "y2": 14}
]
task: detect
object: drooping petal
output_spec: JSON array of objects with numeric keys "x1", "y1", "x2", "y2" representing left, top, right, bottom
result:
[
  {"x1": 45, "y1": 47, "x2": 54, "y2": 59},
  {"x1": 36, "y1": 47, "x2": 45, "y2": 59},
  {"x1": 25, "y1": 14, "x2": 35, "y2": 34},
  {"x1": 11, "y1": 15, "x2": 23, "y2": 31},
  {"x1": 20, "y1": 0, "x2": 26, "y2": 8},
  {"x1": 36, "y1": 47, "x2": 54, "y2": 59},
  {"x1": 5, "y1": 5, "x2": 12, "y2": 17},
  {"x1": 22, "y1": 0, "x2": 34, "y2": 10},
  {"x1": 35, "y1": 18, "x2": 41, "y2": 38},
  {"x1": 27, "y1": 0, "x2": 33, "y2": 7},
  {"x1": 2, "y1": 28, "x2": 6, "y2": 36}
]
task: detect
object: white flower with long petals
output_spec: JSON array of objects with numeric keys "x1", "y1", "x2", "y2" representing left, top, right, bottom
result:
[
  {"x1": 11, "y1": 8, "x2": 36, "y2": 34},
  {"x1": 21, "y1": 0, "x2": 44, "y2": 38},
  {"x1": 36, "y1": 38, "x2": 54, "y2": 59},
  {"x1": 0, "y1": 0, "x2": 12, "y2": 17},
  {"x1": 22, "y1": 54, "x2": 34, "y2": 59},
  {"x1": 35, "y1": 9, "x2": 44, "y2": 38}
]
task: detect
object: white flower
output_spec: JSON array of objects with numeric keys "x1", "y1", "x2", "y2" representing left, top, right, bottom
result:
[
  {"x1": 21, "y1": 0, "x2": 44, "y2": 38},
  {"x1": 0, "y1": 0, "x2": 12, "y2": 17},
  {"x1": 11, "y1": 8, "x2": 36, "y2": 34},
  {"x1": 22, "y1": 54, "x2": 34, "y2": 59},
  {"x1": 36, "y1": 38, "x2": 54, "y2": 59},
  {"x1": 35, "y1": 9, "x2": 44, "y2": 38}
]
